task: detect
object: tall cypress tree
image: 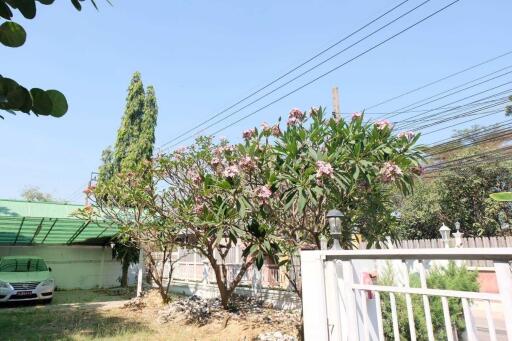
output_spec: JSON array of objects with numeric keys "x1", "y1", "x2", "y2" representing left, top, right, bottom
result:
[
  {"x1": 113, "y1": 71, "x2": 146, "y2": 173},
  {"x1": 123, "y1": 85, "x2": 158, "y2": 167},
  {"x1": 95, "y1": 72, "x2": 159, "y2": 287}
]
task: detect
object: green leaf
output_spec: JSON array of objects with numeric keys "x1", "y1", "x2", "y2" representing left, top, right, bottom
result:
[
  {"x1": 46, "y1": 89, "x2": 68, "y2": 117},
  {"x1": 0, "y1": 21, "x2": 26, "y2": 47},
  {"x1": 255, "y1": 253, "x2": 264, "y2": 270},
  {"x1": 30, "y1": 88, "x2": 52, "y2": 115},
  {"x1": 36, "y1": 0, "x2": 55, "y2": 4},
  {"x1": 0, "y1": 2, "x2": 13, "y2": 20},
  {"x1": 11, "y1": 0, "x2": 37, "y2": 19},
  {"x1": 71, "y1": 0, "x2": 81, "y2": 10},
  {"x1": 490, "y1": 192, "x2": 512, "y2": 202}
]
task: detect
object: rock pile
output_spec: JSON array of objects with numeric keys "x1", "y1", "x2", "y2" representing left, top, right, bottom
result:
[
  {"x1": 123, "y1": 296, "x2": 146, "y2": 311},
  {"x1": 158, "y1": 295, "x2": 211, "y2": 325},
  {"x1": 156, "y1": 293, "x2": 301, "y2": 338},
  {"x1": 255, "y1": 331, "x2": 298, "y2": 341}
]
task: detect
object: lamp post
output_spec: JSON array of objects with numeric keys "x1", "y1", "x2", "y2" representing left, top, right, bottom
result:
[
  {"x1": 452, "y1": 221, "x2": 464, "y2": 248},
  {"x1": 327, "y1": 209, "x2": 343, "y2": 250},
  {"x1": 439, "y1": 223, "x2": 451, "y2": 248}
]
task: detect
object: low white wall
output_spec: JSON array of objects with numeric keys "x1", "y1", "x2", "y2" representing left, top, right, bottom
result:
[
  {"x1": 0, "y1": 245, "x2": 137, "y2": 289},
  {"x1": 168, "y1": 280, "x2": 301, "y2": 310}
]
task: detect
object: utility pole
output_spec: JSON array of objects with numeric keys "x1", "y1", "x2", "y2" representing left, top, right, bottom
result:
[
  {"x1": 85, "y1": 171, "x2": 98, "y2": 205},
  {"x1": 332, "y1": 86, "x2": 340, "y2": 121}
]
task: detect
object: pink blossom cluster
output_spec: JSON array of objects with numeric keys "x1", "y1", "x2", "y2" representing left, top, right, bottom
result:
[
  {"x1": 83, "y1": 184, "x2": 96, "y2": 196},
  {"x1": 242, "y1": 129, "x2": 256, "y2": 140},
  {"x1": 397, "y1": 131, "x2": 416, "y2": 141},
  {"x1": 352, "y1": 112, "x2": 362, "y2": 120},
  {"x1": 239, "y1": 156, "x2": 257, "y2": 172},
  {"x1": 374, "y1": 119, "x2": 393, "y2": 130},
  {"x1": 316, "y1": 161, "x2": 334, "y2": 179},
  {"x1": 173, "y1": 146, "x2": 187, "y2": 159},
  {"x1": 271, "y1": 124, "x2": 281, "y2": 137},
  {"x1": 214, "y1": 144, "x2": 235, "y2": 156},
  {"x1": 261, "y1": 122, "x2": 272, "y2": 135},
  {"x1": 222, "y1": 165, "x2": 240, "y2": 178},
  {"x1": 255, "y1": 185, "x2": 272, "y2": 204},
  {"x1": 211, "y1": 157, "x2": 221, "y2": 168},
  {"x1": 193, "y1": 196, "x2": 206, "y2": 215},
  {"x1": 379, "y1": 161, "x2": 403, "y2": 183},
  {"x1": 187, "y1": 169, "x2": 202, "y2": 185},
  {"x1": 287, "y1": 108, "x2": 305, "y2": 126}
]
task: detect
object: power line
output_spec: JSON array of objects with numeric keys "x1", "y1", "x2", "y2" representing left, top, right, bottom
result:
[
  {"x1": 157, "y1": 0, "x2": 413, "y2": 149},
  {"x1": 383, "y1": 67, "x2": 512, "y2": 121},
  {"x1": 396, "y1": 86, "x2": 512, "y2": 130},
  {"x1": 166, "y1": 0, "x2": 462, "y2": 149},
  {"x1": 365, "y1": 49, "x2": 512, "y2": 112}
]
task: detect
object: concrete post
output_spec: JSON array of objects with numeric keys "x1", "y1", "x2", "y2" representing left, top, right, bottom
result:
[
  {"x1": 137, "y1": 247, "x2": 144, "y2": 297},
  {"x1": 301, "y1": 251, "x2": 329, "y2": 340}
]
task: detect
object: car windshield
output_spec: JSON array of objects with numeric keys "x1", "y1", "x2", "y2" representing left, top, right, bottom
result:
[{"x1": 0, "y1": 258, "x2": 48, "y2": 272}]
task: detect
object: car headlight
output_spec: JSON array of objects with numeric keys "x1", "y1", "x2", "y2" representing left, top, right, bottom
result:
[
  {"x1": 0, "y1": 281, "x2": 11, "y2": 289},
  {"x1": 40, "y1": 279, "x2": 54, "y2": 287}
]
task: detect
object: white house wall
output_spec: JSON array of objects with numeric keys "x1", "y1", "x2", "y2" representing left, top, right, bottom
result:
[{"x1": 0, "y1": 245, "x2": 136, "y2": 289}]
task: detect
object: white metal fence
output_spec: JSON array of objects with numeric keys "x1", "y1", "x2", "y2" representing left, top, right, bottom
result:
[
  {"x1": 169, "y1": 247, "x2": 291, "y2": 289},
  {"x1": 301, "y1": 248, "x2": 512, "y2": 341}
]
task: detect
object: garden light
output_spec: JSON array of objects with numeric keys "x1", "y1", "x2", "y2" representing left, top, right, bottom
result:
[
  {"x1": 327, "y1": 209, "x2": 343, "y2": 250},
  {"x1": 439, "y1": 223, "x2": 451, "y2": 248}
]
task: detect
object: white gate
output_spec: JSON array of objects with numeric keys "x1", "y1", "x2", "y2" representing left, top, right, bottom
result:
[{"x1": 301, "y1": 248, "x2": 512, "y2": 341}]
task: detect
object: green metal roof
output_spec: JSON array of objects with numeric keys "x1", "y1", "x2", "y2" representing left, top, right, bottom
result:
[{"x1": 0, "y1": 199, "x2": 118, "y2": 245}]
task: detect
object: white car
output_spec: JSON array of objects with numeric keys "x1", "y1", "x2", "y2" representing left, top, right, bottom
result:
[{"x1": 0, "y1": 256, "x2": 55, "y2": 303}]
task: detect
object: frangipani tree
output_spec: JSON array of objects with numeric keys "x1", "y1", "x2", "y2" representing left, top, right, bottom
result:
[
  {"x1": 241, "y1": 107, "x2": 423, "y2": 295},
  {"x1": 78, "y1": 161, "x2": 182, "y2": 302},
  {"x1": 154, "y1": 136, "x2": 279, "y2": 309}
]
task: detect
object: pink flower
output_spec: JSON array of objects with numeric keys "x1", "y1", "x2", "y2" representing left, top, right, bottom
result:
[
  {"x1": 211, "y1": 157, "x2": 222, "y2": 167},
  {"x1": 222, "y1": 165, "x2": 240, "y2": 178},
  {"x1": 379, "y1": 161, "x2": 403, "y2": 183},
  {"x1": 243, "y1": 129, "x2": 256, "y2": 140},
  {"x1": 261, "y1": 122, "x2": 272, "y2": 135},
  {"x1": 398, "y1": 131, "x2": 416, "y2": 141},
  {"x1": 287, "y1": 116, "x2": 299, "y2": 127},
  {"x1": 352, "y1": 112, "x2": 362, "y2": 120},
  {"x1": 193, "y1": 204, "x2": 205, "y2": 215},
  {"x1": 187, "y1": 170, "x2": 202, "y2": 185},
  {"x1": 316, "y1": 161, "x2": 334, "y2": 179},
  {"x1": 374, "y1": 119, "x2": 393, "y2": 130},
  {"x1": 289, "y1": 108, "x2": 304, "y2": 119},
  {"x1": 239, "y1": 156, "x2": 257, "y2": 172},
  {"x1": 271, "y1": 124, "x2": 281, "y2": 137},
  {"x1": 219, "y1": 136, "x2": 229, "y2": 144},
  {"x1": 83, "y1": 184, "x2": 96, "y2": 195},
  {"x1": 255, "y1": 185, "x2": 272, "y2": 204}
]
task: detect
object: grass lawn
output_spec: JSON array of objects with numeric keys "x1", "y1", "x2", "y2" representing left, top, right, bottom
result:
[
  {"x1": 52, "y1": 288, "x2": 134, "y2": 305},
  {"x1": 0, "y1": 290, "x2": 297, "y2": 340}
]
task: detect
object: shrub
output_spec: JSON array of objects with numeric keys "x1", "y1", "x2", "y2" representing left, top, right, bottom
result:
[{"x1": 378, "y1": 261, "x2": 479, "y2": 340}]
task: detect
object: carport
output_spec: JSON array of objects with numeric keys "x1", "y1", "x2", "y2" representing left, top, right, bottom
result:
[{"x1": 0, "y1": 199, "x2": 128, "y2": 289}]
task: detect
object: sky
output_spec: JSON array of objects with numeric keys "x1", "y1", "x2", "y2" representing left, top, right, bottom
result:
[{"x1": 0, "y1": 0, "x2": 511, "y2": 203}]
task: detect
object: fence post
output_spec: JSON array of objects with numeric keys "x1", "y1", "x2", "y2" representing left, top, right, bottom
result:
[
  {"x1": 325, "y1": 259, "x2": 343, "y2": 340},
  {"x1": 202, "y1": 259, "x2": 209, "y2": 288},
  {"x1": 495, "y1": 261, "x2": 512, "y2": 341},
  {"x1": 137, "y1": 247, "x2": 144, "y2": 297},
  {"x1": 301, "y1": 250, "x2": 329, "y2": 341},
  {"x1": 251, "y1": 266, "x2": 262, "y2": 296}
]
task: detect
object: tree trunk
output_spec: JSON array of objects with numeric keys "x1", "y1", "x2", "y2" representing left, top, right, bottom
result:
[{"x1": 121, "y1": 255, "x2": 129, "y2": 288}]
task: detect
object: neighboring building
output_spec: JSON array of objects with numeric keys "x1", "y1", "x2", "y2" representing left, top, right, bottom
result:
[{"x1": 0, "y1": 199, "x2": 134, "y2": 289}]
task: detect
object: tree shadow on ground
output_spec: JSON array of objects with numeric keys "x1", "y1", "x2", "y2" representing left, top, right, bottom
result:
[{"x1": 0, "y1": 305, "x2": 151, "y2": 340}]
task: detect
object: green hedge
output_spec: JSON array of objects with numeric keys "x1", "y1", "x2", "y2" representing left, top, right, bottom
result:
[{"x1": 378, "y1": 261, "x2": 479, "y2": 340}]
